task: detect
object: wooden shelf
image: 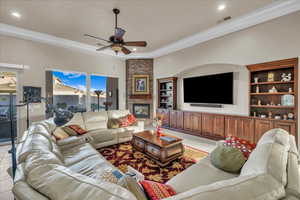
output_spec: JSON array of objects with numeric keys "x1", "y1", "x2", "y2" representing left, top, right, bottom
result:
[
  {"x1": 250, "y1": 92, "x2": 294, "y2": 95},
  {"x1": 251, "y1": 81, "x2": 294, "y2": 85},
  {"x1": 250, "y1": 105, "x2": 294, "y2": 109},
  {"x1": 160, "y1": 89, "x2": 173, "y2": 92}
]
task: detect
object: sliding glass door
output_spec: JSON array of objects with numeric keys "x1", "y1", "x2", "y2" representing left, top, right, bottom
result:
[{"x1": 0, "y1": 72, "x2": 17, "y2": 142}]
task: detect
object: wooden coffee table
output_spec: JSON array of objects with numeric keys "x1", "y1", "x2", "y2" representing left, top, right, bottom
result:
[{"x1": 132, "y1": 130, "x2": 184, "y2": 166}]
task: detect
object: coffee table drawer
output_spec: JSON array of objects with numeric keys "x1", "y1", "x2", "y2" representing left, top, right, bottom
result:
[
  {"x1": 146, "y1": 144, "x2": 160, "y2": 157},
  {"x1": 133, "y1": 138, "x2": 145, "y2": 150}
]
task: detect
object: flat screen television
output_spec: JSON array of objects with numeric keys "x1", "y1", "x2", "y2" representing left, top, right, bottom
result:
[{"x1": 183, "y1": 72, "x2": 233, "y2": 104}]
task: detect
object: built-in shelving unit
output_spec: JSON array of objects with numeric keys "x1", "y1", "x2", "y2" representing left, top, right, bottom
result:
[
  {"x1": 247, "y1": 58, "x2": 298, "y2": 122},
  {"x1": 157, "y1": 77, "x2": 177, "y2": 110}
]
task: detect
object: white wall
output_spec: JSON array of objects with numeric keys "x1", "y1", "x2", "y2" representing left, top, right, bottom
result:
[
  {"x1": 0, "y1": 35, "x2": 125, "y2": 134},
  {"x1": 176, "y1": 64, "x2": 249, "y2": 115},
  {"x1": 154, "y1": 11, "x2": 300, "y2": 141}
]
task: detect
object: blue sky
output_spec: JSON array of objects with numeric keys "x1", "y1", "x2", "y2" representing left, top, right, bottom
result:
[{"x1": 53, "y1": 71, "x2": 106, "y2": 91}]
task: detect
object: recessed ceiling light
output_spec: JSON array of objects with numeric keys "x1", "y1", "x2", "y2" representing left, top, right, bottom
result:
[
  {"x1": 11, "y1": 11, "x2": 21, "y2": 18},
  {"x1": 133, "y1": 48, "x2": 137, "y2": 51},
  {"x1": 218, "y1": 4, "x2": 226, "y2": 11}
]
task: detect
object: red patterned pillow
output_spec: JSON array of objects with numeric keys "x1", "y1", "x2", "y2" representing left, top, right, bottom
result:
[
  {"x1": 117, "y1": 116, "x2": 130, "y2": 127},
  {"x1": 139, "y1": 180, "x2": 176, "y2": 200},
  {"x1": 65, "y1": 125, "x2": 87, "y2": 135},
  {"x1": 223, "y1": 136, "x2": 256, "y2": 159},
  {"x1": 127, "y1": 114, "x2": 137, "y2": 125}
]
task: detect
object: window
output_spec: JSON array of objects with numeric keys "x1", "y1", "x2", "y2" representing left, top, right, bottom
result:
[
  {"x1": 45, "y1": 70, "x2": 118, "y2": 119},
  {"x1": 52, "y1": 71, "x2": 87, "y2": 113},
  {"x1": 90, "y1": 75, "x2": 107, "y2": 112}
]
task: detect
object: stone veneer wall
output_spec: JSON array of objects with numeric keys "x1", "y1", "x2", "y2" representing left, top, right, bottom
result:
[{"x1": 126, "y1": 59, "x2": 153, "y2": 124}]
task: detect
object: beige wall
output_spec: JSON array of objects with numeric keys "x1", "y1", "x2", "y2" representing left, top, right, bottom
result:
[
  {"x1": 0, "y1": 35, "x2": 125, "y2": 134},
  {"x1": 154, "y1": 11, "x2": 300, "y2": 140}
]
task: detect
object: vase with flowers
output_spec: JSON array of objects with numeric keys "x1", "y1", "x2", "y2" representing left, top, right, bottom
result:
[{"x1": 153, "y1": 114, "x2": 164, "y2": 138}]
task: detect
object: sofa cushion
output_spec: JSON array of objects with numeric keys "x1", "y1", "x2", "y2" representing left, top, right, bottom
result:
[
  {"x1": 241, "y1": 142, "x2": 289, "y2": 186},
  {"x1": 33, "y1": 118, "x2": 56, "y2": 134},
  {"x1": 17, "y1": 133, "x2": 53, "y2": 163},
  {"x1": 62, "y1": 143, "x2": 99, "y2": 165},
  {"x1": 210, "y1": 145, "x2": 246, "y2": 173},
  {"x1": 107, "y1": 110, "x2": 130, "y2": 119},
  {"x1": 86, "y1": 129, "x2": 116, "y2": 143},
  {"x1": 170, "y1": 173, "x2": 285, "y2": 200},
  {"x1": 257, "y1": 128, "x2": 290, "y2": 146},
  {"x1": 82, "y1": 111, "x2": 108, "y2": 131},
  {"x1": 68, "y1": 154, "x2": 109, "y2": 178},
  {"x1": 24, "y1": 151, "x2": 63, "y2": 174},
  {"x1": 286, "y1": 135, "x2": 300, "y2": 198},
  {"x1": 65, "y1": 113, "x2": 85, "y2": 129},
  {"x1": 166, "y1": 156, "x2": 238, "y2": 193},
  {"x1": 27, "y1": 164, "x2": 137, "y2": 200}
]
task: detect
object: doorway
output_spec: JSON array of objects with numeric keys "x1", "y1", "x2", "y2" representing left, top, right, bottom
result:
[{"x1": 0, "y1": 71, "x2": 17, "y2": 143}]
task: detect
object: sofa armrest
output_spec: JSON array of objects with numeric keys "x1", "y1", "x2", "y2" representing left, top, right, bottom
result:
[
  {"x1": 56, "y1": 136, "x2": 86, "y2": 150},
  {"x1": 137, "y1": 120, "x2": 144, "y2": 131},
  {"x1": 164, "y1": 174, "x2": 285, "y2": 200},
  {"x1": 13, "y1": 181, "x2": 49, "y2": 200}
]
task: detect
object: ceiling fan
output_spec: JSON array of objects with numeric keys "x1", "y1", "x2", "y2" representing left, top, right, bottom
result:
[{"x1": 84, "y1": 8, "x2": 147, "y2": 55}]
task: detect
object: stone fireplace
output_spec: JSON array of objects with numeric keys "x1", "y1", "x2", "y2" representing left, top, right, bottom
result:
[{"x1": 126, "y1": 59, "x2": 153, "y2": 125}]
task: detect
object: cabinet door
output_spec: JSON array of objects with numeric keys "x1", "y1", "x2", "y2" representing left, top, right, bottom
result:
[
  {"x1": 170, "y1": 110, "x2": 177, "y2": 129},
  {"x1": 201, "y1": 114, "x2": 225, "y2": 138},
  {"x1": 274, "y1": 121, "x2": 296, "y2": 137},
  {"x1": 157, "y1": 109, "x2": 170, "y2": 127},
  {"x1": 176, "y1": 111, "x2": 184, "y2": 130},
  {"x1": 183, "y1": 112, "x2": 192, "y2": 131},
  {"x1": 191, "y1": 113, "x2": 202, "y2": 134},
  {"x1": 225, "y1": 116, "x2": 255, "y2": 143},
  {"x1": 254, "y1": 119, "x2": 274, "y2": 143}
]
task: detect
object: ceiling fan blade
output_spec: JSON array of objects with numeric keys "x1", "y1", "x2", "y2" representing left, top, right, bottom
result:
[
  {"x1": 115, "y1": 27, "x2": 126, "y2": 39},
  {"x1": 123, "y1": 41, "x2": 147, "y2": 47},
  {"x1": 84, "y1": 34, "x2": 111, "y2": 43},
  {"x1": 96, "y1": 45, "x2": 112, "y2": 51},
  {"x1": 96, "y1": 42, "x2": 106, "y2": 46},
  {"x1": 121, "y1": 47, "x2": 131, "y2": 55}
]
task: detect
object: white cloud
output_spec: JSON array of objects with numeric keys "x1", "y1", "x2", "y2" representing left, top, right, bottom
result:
[
  {"x1": 68, "y1": 73, "x2": 82, "y2": 79},
  {"x1": 76, "y1": 85, "x2": 86, "y2": 91}
]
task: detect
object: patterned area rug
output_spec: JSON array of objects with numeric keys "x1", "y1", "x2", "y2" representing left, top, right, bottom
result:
[{"x1": 98, "y1": 142, "x2": 208, "y2": 183}]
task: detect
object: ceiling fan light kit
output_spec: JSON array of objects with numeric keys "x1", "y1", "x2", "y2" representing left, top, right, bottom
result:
[{"x1": 84, "y1": 8, "x2": 147, "y2": 55}]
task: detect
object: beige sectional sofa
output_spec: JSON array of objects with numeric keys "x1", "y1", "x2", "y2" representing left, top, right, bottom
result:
[
  {"x1": 12, "y1": 111, "x2": 300, "y2": 200},
  {"x1": 63, "y1": 110, "x2": 144, "y2": 148}
]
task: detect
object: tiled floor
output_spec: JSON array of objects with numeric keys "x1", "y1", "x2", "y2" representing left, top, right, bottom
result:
[
  {"x1": 0, "y1": 129, "x2": 216, "y2": 199},
  {"x1": 0, "y1": 144, "x2": 14, "y2": 200}
]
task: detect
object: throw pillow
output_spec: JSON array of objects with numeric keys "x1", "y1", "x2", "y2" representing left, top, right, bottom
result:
[
  {"x1": 127, "y1": 114, "x2": 137, "y2": 125},
  {"x1": 224, "y1": 136, "x2": 256, "y2": 159},
  {"x1": 107, "y1": 119, "x2": 120, "y2": 129},
  {"x1": 62, "y1": 125, "x2": 87, "y2": 136},
  {"x1": 117, "y1": 116, "x2": 131, "y2": 127},
  {"x1": 53, "y1": 127, "x2": 69, "y2": 140},
  {"x1": 94, "y1": 167, "x2": 126, "y2": 187},
  {"x1": 210, "y1": 145, "x2": 246, "y2": 173},
  {"x1": 125, "y1": 176, "x2": 148, "y2": 200},
  {"x1": 139, "y1": 180, "x2": 176, "y2": 200}
]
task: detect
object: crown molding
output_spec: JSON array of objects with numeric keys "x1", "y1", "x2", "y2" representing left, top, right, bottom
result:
[
  {"x1": 0, "y1": 63, "x2": 30, "y2": 69},
  {"x1": 1, "y1": 0, "x2": 300, "y2": 59}
]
